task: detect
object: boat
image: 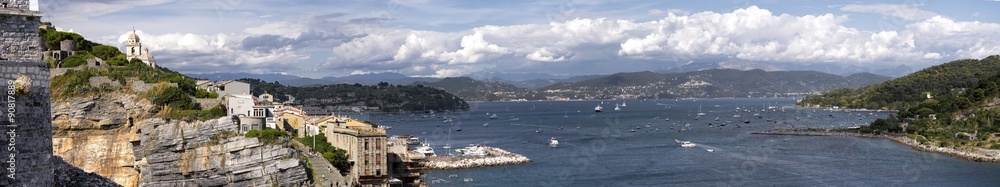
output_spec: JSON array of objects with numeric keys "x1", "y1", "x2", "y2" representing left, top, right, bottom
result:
[
  {"x1": 706, "y1": 148, "x2": 715, "y2": 152},
  {"x1": 490, "y1": 114, "x2": 498, "y2": 119},
  {"x1": 614, "y1": 105, "x2": 621, "y2": 111},
  {"x1": 681, "y1": 141, "x2": 696, "y2": 148},
  {"x1": 550, "y1": 137, "x2": 559, "y2": 148},
  {"x1": 697, "y1": 105, "x2": 706, "y2": 116},
  {"x1": 595, "y1": 105, "x2": 603, "y2": 112},
  {"x1": 415, "y1": 143, "x2": 436, "y2": 156},
  {"x1": 455, "y1": 128, "x2": 462, "y2": 132},
  {"x1": 463, "y1": 178, "x2": 474, "y2": 183},
  {"x1": 456, "y1": 144, "x2": 488, "y2": 157},
  {"x1": 536, "y1": 128, "x2": 542, "y2": 133},
  {"x1": 483, "y1": 122, "x2": 490, "y2": 127},
  {"x1": 622, "y1": 101, "x2": 627, "y2": 107}
]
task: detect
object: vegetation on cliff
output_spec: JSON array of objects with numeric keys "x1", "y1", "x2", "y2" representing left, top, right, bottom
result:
[{"x1": 801, "y1": 55, "x2": 1000, "y2": 150}]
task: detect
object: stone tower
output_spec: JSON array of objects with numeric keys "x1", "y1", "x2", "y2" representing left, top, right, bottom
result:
[{"x1": 0, "y1": 0, "x2": 53, "y2": 186}]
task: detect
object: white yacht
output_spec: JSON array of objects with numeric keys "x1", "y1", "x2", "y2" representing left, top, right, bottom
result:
[
  {"x1": 550, "y1": 137, "x2": 559, "y2": 148},
  {"x1": 595, "y1": 105, "x2": 603, "y2": 112},
  {"x1": 681, "y1": 141, "x2": 696, "y2": 148},
  {"x1": 415, "y1": 143, "x2": 436, "y2": 156},
  {"x1": 456, "y1": 144, "x2": 488, "y2": 157}
]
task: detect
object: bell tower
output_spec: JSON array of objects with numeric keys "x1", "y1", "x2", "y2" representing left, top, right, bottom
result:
[{"x1": 125, "y1": 28, "x2": 142, "y2": 59}]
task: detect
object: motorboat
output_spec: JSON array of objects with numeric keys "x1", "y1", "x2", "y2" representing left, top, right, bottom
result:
[
  {"x1": 415, "y1": 143, "x2": 436, "y2": 156},
  {"x1": 550, "y1": 137, "x2": 559, "y2": 148},
  {"x1": 483, "y1": 122, "x2": 490, "y2": 127},
  {"x1": 681, "y1": 141, "x2": 696, "y2": 148},
  {"x1": 456, "y1": 144, "x2": 488, "y2": 157},
  {"x1": 706, "y1": 148, "x2": 715, "y2": 152}
]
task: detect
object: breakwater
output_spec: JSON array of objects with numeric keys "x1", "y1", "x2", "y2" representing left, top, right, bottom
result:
[
  {"x1": 424, "y1": 146, "x2": 532, "y2": 170},
  {"x1": 754, "y1": 129, "x2": 1000, "y2": 162}
]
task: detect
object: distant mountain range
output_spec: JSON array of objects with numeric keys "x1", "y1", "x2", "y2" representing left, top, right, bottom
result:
[
  {"x1": 188, "y1": 68, "x2": 892, "y2": 101},
  {"x1": 540, "y1": 69, "x2": 890, "y2": 100}
]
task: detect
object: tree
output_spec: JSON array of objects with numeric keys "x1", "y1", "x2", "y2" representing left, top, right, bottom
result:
[{"x1": 91, "y1": 45, "x2": 123, "y2": 60}]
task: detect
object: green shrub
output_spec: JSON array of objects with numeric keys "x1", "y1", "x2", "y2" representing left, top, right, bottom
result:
[
  {"x1": 60, "y1": 52, "x2": 94, "y2": 68},
  {"x1": 245, "y1": 128, "x2": 289, "y2": 144}
]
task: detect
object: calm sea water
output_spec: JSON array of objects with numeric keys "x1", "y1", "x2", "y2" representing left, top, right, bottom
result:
[{"x1": 366, "y1": 98, "x2": 1000, "y2": 186}]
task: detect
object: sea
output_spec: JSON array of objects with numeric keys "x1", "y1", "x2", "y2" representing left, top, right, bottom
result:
[{"x1": 360, "y1": 98, "x2": 1000, "y2": 186}]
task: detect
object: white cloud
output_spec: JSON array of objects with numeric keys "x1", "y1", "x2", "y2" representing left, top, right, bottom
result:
[
  {"x1": 320, "y1": 6, "x2": 1000, "y2": 77},
  {"x1": 840, "y1": 4, "x2": 937, "y2": 21},
  {"x1": 112, "y1": 30, "x2": 309, "y2": 74}
]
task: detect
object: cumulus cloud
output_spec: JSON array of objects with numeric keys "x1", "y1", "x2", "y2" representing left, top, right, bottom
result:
[
  {"x1": 840, "y1": 4, "x2": 937, "y2": 21},
  {"x1": 321, "y1": 6, "x2": 999, "y2": 78},
  {"x1": 113, "y1": 30, "x2": 308, "y2": 74}
]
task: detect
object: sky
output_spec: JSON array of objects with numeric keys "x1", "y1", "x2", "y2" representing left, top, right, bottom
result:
[{"x1": 36, "y1": 0, "x2": 1000, "y2": 78}]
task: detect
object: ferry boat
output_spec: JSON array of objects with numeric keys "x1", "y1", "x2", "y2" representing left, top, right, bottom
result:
[{"x1": 550, "y1": 137, "x2": 559, "y2": 148}]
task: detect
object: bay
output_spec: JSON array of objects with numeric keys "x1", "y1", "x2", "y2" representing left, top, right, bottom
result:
[{"x1": 366, "y1": 98, "x2": 1000, "y2": 186}]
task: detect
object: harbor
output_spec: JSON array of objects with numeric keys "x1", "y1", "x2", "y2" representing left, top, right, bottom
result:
[{"x1": 422, "y1": 145, "x2": 532, "y2": 170}]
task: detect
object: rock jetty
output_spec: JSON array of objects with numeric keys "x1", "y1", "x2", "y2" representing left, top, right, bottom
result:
[{"x1": 424, "y1": 146, "x2": 531, "y2": 170}]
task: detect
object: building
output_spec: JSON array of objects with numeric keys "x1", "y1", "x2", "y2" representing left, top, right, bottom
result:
[
  {"x1": 202, "y1": 80, "x2": 251, "y2": 97},
  {"x1": 259, "y1": 91, "x2": 274, "y2": 103},
  {"x1": 252, "y1": 105, "x2": 278, "y2": 129},
  {"x1": 386, "y1": 137, "x2": 426, "y2": 187},
  {"x1": 124, "y1": 29, "x2": 156, "y2": 68},
  {"x1": 325, "y1": 117, "x2": 388, "y2": 187},
  {"x1": 276, "y1": 110, "x2": 306, "y2": 137},
  {"x1": 227, "y1": 94, "x2": 254, "y2": 116}
]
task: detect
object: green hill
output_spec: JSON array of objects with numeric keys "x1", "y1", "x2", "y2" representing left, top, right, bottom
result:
[
  {"x1": 801, "y1": 55, "x2": 1000, "y2": 150},
  {"x1": 798, "y1": 55, "x2": 1000, "y2": 109},
  {"x1": 413, "y1": 77, "x2": 545, "y2": 101},
  {"x1": 540, "y1": 69, "x2": 890, "y2": 99},
  {"x1": 241, "y1": 79, "x2": 470, "y2": 112}
]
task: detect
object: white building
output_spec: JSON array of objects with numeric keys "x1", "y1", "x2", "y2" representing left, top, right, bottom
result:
[
  {"x1": 124, "y1": 29, "x2": 157, "y2": 68},
  {"x1": 227, "y1": 94, "x2": 254, "y2": 116}
]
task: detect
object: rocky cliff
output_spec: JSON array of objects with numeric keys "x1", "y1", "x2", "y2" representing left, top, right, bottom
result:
[{"x1": 52, "y1": 92, "x2": 310, "y2": 186}]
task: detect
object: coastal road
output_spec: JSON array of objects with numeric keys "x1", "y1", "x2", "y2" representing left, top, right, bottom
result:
[{"x1": 291, "y1": 141, "x2": 347, "y2": 187}]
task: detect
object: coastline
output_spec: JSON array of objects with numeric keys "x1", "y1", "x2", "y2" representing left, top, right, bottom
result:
[{"x1": 753, "y1": 129, "x2": 1000, "y2": 162}]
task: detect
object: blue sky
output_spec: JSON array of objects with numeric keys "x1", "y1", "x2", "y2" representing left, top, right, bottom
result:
[{"x1": 38, "y1": 0, "x2": 1000, "y2": 78}]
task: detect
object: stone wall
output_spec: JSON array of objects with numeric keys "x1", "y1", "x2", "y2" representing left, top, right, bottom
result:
[
  {"x1": 0, "y1": 62, "x2": 52, "y2": 186},
  {"x1": 1, "y1": 0, "x2": 31, "y2": 9},
  {"x1": 0, "y1": 7, "x2": 43, "y2": 62},
  {"x1": 0, "y1": 1, "x2": 50, "y2": 186}
]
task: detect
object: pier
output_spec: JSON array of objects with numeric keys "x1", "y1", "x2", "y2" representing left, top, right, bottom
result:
[{"x1": 424, "y1": 146, "x2": 532, "y2": 170}]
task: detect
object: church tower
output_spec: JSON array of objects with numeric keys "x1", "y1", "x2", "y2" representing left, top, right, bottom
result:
[
  {"x1": 124, "y1": 28, "x2": 156, "y2": 68},
  {"x1": 125, "y1": 29, "x2": 142, "y2": 58}
]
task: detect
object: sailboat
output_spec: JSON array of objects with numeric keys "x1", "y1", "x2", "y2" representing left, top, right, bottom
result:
[
  {"x1": 595, "y1": 105, "x2": 603, "y2": 112},
  {"x1": 697, "y1": 105, "x2": 706, "y2": 116},
  {"x1": 490, "y1": 113, "x2": 498, "y2": 119},
  {"x1": 622, "y1": 101, "x2": 627, "y2": 107},
  {"x1": 614, "y1": 104, "x2": 621, "y2": 111},
  {"x1": 550, "y1": 137, "x2": 559, "y2": 148}
]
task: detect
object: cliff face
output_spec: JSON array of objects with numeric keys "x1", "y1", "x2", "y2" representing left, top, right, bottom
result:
[{"x1": 52, "y1": 93, "x2": 309, "y2": 187}]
